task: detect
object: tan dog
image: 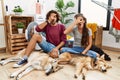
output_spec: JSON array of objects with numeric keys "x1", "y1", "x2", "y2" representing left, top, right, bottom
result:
[
  {"x1": 58, "y1": 52, "x2": 112, "y2": 80},
  {"x1": 58, "y1": 52, "x2": 93, "y2": 80},
  {"x1": 94, "y1": 55, "x2": 112, "y2": 72},
  {"x1": 0, "y1": 49, "x2": 62, "y2": 80}
]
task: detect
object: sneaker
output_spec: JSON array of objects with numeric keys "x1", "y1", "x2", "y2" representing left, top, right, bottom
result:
[{"x1": 13, "y1": 58, "x2": 27, "y2": 68}]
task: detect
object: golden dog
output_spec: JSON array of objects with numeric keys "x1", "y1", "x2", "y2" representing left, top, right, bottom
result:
[
  {"x1": 57, "y1": 52, "x2": 112, "y2": 80},
  {"x1": 0, "y1": 49, "x2": 62, "y2": 80},
  {"x1": 94, "y1": 54, "x2": 112, "y2": 72}
]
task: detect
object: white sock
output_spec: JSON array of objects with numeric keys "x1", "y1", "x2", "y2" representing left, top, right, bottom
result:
[{"x1": 23, "y1": 55, "x2": 28, "y2": 60}]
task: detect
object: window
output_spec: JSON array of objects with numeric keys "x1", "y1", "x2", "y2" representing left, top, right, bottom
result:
[{"x1": 78, "y1": 0, "x2": 112, "y2": 30}]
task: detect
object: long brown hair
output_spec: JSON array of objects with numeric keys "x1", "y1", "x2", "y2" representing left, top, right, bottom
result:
[{"x1": 74, "y1": 13, "x2": 89, "y2": 47}]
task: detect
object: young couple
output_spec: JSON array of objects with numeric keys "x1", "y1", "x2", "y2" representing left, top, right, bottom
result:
[{"x1": 14, "y1": 10, "x2": 99, "y2": 67}]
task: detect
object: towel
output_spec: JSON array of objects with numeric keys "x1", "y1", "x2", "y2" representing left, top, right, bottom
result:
[
  {"x1": 112, "y1": 9, "x2": 120, "y2": 30},
  {"x1": 87, "y1": 23, "x2": 97, "y2": 39}
]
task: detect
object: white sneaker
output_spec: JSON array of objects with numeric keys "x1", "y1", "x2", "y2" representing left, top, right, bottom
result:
[
  {"x1": 13, "y1": 58, "x2": 27, "y2": 68},
  {"x1": 13, "y1": 63, "x2": 22, "y2": 68}
]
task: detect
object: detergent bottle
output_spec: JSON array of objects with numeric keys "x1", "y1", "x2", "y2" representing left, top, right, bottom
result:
[{"x1": 36, "y1": 0, "x2": 41, "y2": 14}]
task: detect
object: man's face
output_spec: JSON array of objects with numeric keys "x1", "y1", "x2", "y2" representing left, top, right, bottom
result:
[{"x1": 49, "y1": 13, "x2": 57, "y2": 25}]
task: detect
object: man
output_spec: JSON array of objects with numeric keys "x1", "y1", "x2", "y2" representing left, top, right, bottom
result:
[{"x1": 14, "y1": 10, "x2": 66, "y2": 67}]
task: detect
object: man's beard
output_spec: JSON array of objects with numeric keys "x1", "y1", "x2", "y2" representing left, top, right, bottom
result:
[{"x1": 51, "y1": 20, "x2": 56, "y2": 25}]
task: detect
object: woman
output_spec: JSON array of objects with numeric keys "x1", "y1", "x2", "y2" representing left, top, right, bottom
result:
[{"x1": 60, "y1": 13, "x2": 99, "y2": 59}]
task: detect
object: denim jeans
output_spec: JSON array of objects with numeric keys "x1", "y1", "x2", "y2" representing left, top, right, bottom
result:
[
  {"x1": 38, "y1": 38, "x2": 56, "y2": 53},
  {"x1": 60, "y1": 46, "x2": 97, "y2": 59}
]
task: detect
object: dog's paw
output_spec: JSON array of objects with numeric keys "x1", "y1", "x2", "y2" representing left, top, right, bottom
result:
[
  {"x1": 82, "y1": 75, "x2": 85, "y2": 80},
  {"x1": 74, "y1": 74, "x2": 78, "y2": 78},
  {"x1": 16, "y1": 74, "x2": 22, "y2": 80},
  {"x1": 107, "y1": 65, "x2": 112, "y2": 69},
  {"x1": 10, "y1": 75, "x2": 15, "y2": 78},
  {"x1": 118, "y1": 56, "x2": 120, "y2": 59},
  {"x1": 0, "y1": 61, "x2": 5, "y2": 66},
  {"x1": 0, "y1": 58, "x2": 7, "y2": 61},
  {"x1": 10, "y1": 73, "x2": 17, "y2": 78},
  {"x1": 87, "y1": 65, "x2": 93, "y2": 70}
]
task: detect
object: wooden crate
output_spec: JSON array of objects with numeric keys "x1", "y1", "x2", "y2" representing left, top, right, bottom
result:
[
  {"x1": 5, "y1": 15, "x2": 34, "y2": 54},
  {"x1": 93, "y1": 26, "x2": 103, "y2": 48},
  {"x1": 8, "y1": 34, "x2": 28, "y2": 54}
]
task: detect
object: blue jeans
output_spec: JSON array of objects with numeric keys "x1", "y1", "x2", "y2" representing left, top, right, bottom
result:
[
  {"x1": 60, "y1": 46, "x2": 97, "y2": 59},
  {"x1": 38, "y1": 38, "x2": 55, "y2": 53}
]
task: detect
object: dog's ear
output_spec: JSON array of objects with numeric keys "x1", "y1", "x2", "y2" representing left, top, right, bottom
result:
[
  {"x1": 100, "y1": 54, "x2": 105, "y2": 60},
  {"x1": 106, "y1": 64, "x2": 112, "y2": 69}
]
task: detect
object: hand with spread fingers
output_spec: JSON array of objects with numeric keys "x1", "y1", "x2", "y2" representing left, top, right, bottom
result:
[{"x1": 49, "y1": 48, "x2": 59, "y2": 58}]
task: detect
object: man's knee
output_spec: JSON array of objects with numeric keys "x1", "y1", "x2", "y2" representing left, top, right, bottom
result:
[{"x1": 32, "y1": 34, "x2": 42, "y2": 42}]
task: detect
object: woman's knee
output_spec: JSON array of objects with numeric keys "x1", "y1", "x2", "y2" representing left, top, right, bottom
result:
[{"x1": 60, "y1": 47, "x2": 68, "y2": 53}]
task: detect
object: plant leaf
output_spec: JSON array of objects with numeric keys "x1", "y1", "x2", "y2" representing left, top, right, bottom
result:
[
  {"x1": 55, "y1": 0, "x2": 75, "y2": 25},
  {"x1": 64, "y1": 19, "x2": 73, "y2": 24}
]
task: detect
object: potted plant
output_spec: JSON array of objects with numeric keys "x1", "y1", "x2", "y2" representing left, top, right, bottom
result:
[
  {"x1": 16, "y1": 22, "x2": 25, "y2": 34},
  {"x1": 13, "y1": 6, "x2": 24, "y2": 15},
  {"x1": 55, "y1": 0, "x2": 75, "y2": 26}
]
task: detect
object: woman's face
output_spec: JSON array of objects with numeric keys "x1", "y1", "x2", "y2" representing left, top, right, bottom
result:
[{"x1": 77, "y1": 16, "x2": 85, "y2": 26}]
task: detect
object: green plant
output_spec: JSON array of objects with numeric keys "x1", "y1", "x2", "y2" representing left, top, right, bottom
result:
[
  {"x1": 13, "y1": 6, "x2": 24, "y2": 12},
  {"x1": 16, "y1": 22, "x2": 25, "y2": 28},
  {"x1": 55, "y1": 0, "x2": 75, "y2": 25}
]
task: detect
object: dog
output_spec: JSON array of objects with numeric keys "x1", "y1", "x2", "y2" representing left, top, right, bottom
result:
[
  {"x1": 57, "y1": 52, "x2": 112, "y2": 80},
  {"x1": 0, "y1": 49, "x2": 62, "y2": 80},
  {"x1": 94, "y1": 54, "x2": 112, "y2": 72},
  {"x1": 90, "y1": 45, "x2": 111, "y2": 61},
  {"x1": 0, "y1": 22, "x2": 63, "y2": 80},
  {"x1": 57, "y1": 52, "x2": 94, "y2": 80}
]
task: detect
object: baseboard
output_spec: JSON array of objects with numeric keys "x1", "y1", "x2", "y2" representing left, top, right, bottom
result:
[
  {"x1": 102, "y1": 46, "x2": 120, "y2": 52},
  {"x1": 0, "y1": 47, "x2": 6, "y2": 53}
]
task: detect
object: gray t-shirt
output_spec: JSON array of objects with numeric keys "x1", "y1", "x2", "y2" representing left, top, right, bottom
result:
[{"x1": 72, "y1": 27, "x2": 92, "y2": 47}]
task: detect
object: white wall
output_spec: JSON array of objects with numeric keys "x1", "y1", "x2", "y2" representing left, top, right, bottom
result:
[
  {"x1": 1, "y1": 0, "x2": 120, "y2": 49},
  {"x1": 3, "y1": 0, "x2": 78, "y2": 17},
  {"x1": 102, "y1": 31, "x2": 120, "y2": 48},
  {"x1": 0, "y1": 0, "x2": 78, "y2": 48},
  {"x1": 81, "y1": 0, "x2": 108, "y2": 27},
  {"x1": 0, "y1": 25, "x2": 6, "y2": 48}
]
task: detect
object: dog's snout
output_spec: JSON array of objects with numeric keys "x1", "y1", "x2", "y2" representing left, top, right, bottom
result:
[
  {"x1": 45, "y1": 66, "x2": 53, "y2": 76},
  {"x1": 10, "y1": 75, "x2": 15, "y2": 78},
  {"x1": 102, "y1": 69, "x2": 107, "y2": 72},
  {"x1": 100, "y1": 67, "x2": 107, "y2": 72},
  {"x1": 45, "y1": 71, "x2": 51, "y2": 76}
]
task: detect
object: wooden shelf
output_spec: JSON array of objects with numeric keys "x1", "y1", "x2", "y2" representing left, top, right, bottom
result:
[{"x1": 5, "y1": 15, "x2": 34, "y2": 54}]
